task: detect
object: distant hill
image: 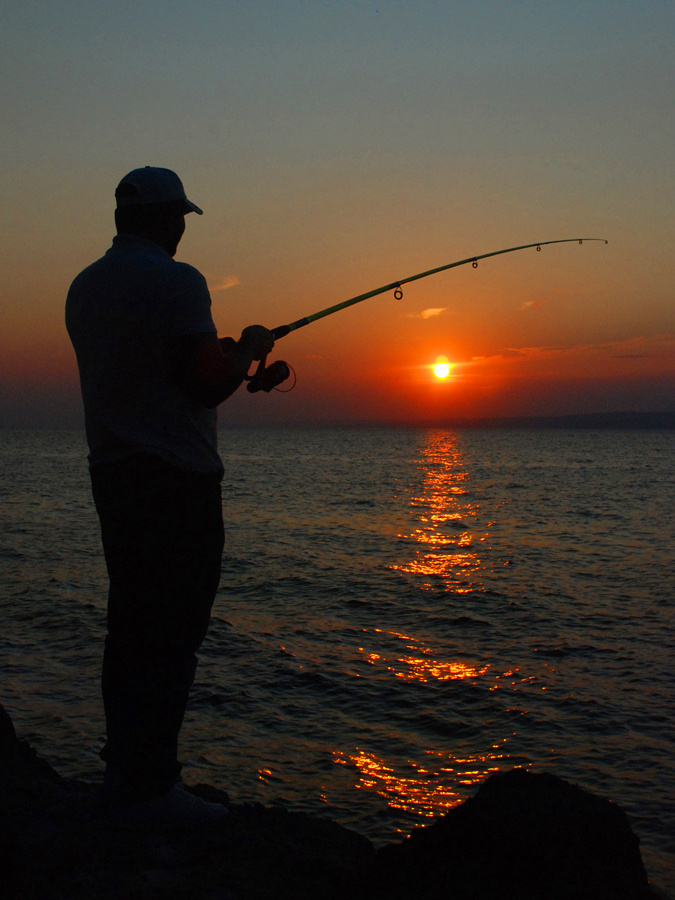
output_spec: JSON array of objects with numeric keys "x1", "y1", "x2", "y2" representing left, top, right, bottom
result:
[{"x1": 433, "y1": 411, "x2": 675, "y2": 430}]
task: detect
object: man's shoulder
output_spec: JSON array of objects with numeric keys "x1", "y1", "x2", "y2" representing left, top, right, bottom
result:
[
  {"x1": 170, "y1": 259, "x2": 208, "y2": 288},
  {"x1": 121, "y1": 239, "x2": 208, "y2": 292},
  {"x1": 67, "y1": 253, "x2": 110, "y2": 299},
  {"x1": 69, "y1": 238, "x2": 208, "y2": 291}
]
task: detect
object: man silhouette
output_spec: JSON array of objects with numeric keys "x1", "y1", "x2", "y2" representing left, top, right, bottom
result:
[{"x1": 66, "y1": 167, "x2": 275, "y2": 827}]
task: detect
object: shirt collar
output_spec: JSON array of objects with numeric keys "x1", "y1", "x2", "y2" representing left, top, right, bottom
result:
[{"x1": 111, "y1": 233, "x2": 174, "y2": 260}]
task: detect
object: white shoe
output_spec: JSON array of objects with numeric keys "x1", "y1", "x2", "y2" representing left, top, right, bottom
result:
[{"x1": 106, "y1": 781, "x2": 229, "y2": 830}]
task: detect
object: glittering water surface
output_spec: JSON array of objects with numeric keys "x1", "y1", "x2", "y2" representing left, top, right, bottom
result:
[{"x1": 2, "y1": 427, "x2": 674, "y2": 894}]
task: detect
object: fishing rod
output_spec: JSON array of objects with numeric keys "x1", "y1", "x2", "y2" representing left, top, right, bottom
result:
[{"x1": 247, "y1": 237, "x2": 608, "y2": 392}]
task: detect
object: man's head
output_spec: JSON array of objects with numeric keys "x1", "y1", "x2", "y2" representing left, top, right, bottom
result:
[{"x1": 114, "y1": 167, "x2": 203, "y2": 257}]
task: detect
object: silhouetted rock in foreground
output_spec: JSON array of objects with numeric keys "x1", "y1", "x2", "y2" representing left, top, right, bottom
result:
[
  {"x1": 377, "y1": 768, "x2": 654, "y2": 900},
  {"x1": 0, "y1": 703, "x2": 654, "y2": 899}
]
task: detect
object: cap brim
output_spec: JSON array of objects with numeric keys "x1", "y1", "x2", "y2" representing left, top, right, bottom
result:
[{"x1": 184, "y1": 198, "x2": 203, "y2": 215}]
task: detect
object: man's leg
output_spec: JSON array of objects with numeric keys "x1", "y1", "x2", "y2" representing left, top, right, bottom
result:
[{"x1": 91, "y1": 455, "x2": 224, "y2": 802}]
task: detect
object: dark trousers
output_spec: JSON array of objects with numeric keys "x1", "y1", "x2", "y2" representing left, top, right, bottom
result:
[{"x1": 91, "y1": 454, "x2": 224, "y2": 801}]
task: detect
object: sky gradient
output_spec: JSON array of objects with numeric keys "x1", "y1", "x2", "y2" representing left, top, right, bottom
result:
[{"x1": 2, "y1": 1, "x2": 673, "y2": 426}]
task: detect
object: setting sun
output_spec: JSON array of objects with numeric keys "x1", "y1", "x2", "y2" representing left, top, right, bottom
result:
[{"x1": 433, "y1": 356, "x2": 452, "y2": 379}]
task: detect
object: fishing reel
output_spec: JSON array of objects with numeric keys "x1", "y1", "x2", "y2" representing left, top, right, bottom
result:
[{"x1": 246, "y1": 357, "x2": 294, "y2": 393}]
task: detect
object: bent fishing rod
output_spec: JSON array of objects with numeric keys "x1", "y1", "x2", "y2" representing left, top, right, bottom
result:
[{"x1": 247, "y1": 237, "x2": 608, "y2": 392}]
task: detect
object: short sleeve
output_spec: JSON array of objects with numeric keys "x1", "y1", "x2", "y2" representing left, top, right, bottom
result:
[{"x1": 170, "y1": 263, "x2": 217, "y2": 337}]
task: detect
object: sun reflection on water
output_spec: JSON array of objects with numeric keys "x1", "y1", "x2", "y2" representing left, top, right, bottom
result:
[
  {"x1": 396, "y1": 655, "x2": 489, "y2": 682},
  {"x1": 331, "y1": 433, "x2": 540, "y2": 828},
  {"x1": 388, "y1": 431, "x2": 491, "y2": 592},
  {"x1": 342, "y1": 609, "x2": 539, "y2": 823},
  {"x1": 365, "y1": 628, "x2": 490, "y2": 683},
  {"x1": 333, "y1": 746, "x2": 513, "y2": 821}
]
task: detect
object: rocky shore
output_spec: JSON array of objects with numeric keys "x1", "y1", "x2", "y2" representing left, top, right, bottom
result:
[{"x1": 1, "y1": 703, "x2": 656, "y2": 899}]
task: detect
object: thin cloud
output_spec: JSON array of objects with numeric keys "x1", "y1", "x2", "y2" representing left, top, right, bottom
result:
[
  {"x1": 407, "y1": 307, "x2": 448, "y2": 319},
  {"x1": 521, "y1": 289, "x2": 581, "y2": 311},
  {"x1": 209, "y1": 275, "x2": 241, "y2": 292},
  {"x1": 490, "y1": 334, "x2": 675, "y2": 363}
]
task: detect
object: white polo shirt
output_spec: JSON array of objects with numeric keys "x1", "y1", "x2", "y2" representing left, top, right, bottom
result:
[{"x1": 66, "y1": 234, "x2": 223, "y2": 475}]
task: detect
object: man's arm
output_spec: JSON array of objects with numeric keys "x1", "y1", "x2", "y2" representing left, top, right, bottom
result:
[{"x1": 175, "y1": 326, "x2": 275, "y2": 408}]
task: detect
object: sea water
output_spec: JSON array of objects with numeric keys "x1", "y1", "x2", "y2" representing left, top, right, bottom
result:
[{"x1": 1, "y1": 427, "x2": 673, "y2": 894}]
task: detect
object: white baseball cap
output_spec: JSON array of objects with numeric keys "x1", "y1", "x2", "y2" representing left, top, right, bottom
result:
[{"x1": 115, "y1": 166, "x2": 203, "y2": 215}]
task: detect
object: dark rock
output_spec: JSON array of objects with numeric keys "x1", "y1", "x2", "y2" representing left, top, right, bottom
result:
[
  {"x1": 376, "y1": 768, "x2": 653, "y2": 900},
  {"x1": 0, "y1": 702, "x2": 656, "y2": 899}
]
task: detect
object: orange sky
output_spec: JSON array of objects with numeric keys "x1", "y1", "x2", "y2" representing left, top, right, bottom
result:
[
  {"x1": 1, "y1": 2, "x2": 673, "y2": 427},
  {"x1": 1, "y1": 235, "x2": 672, "y2": 428}
]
